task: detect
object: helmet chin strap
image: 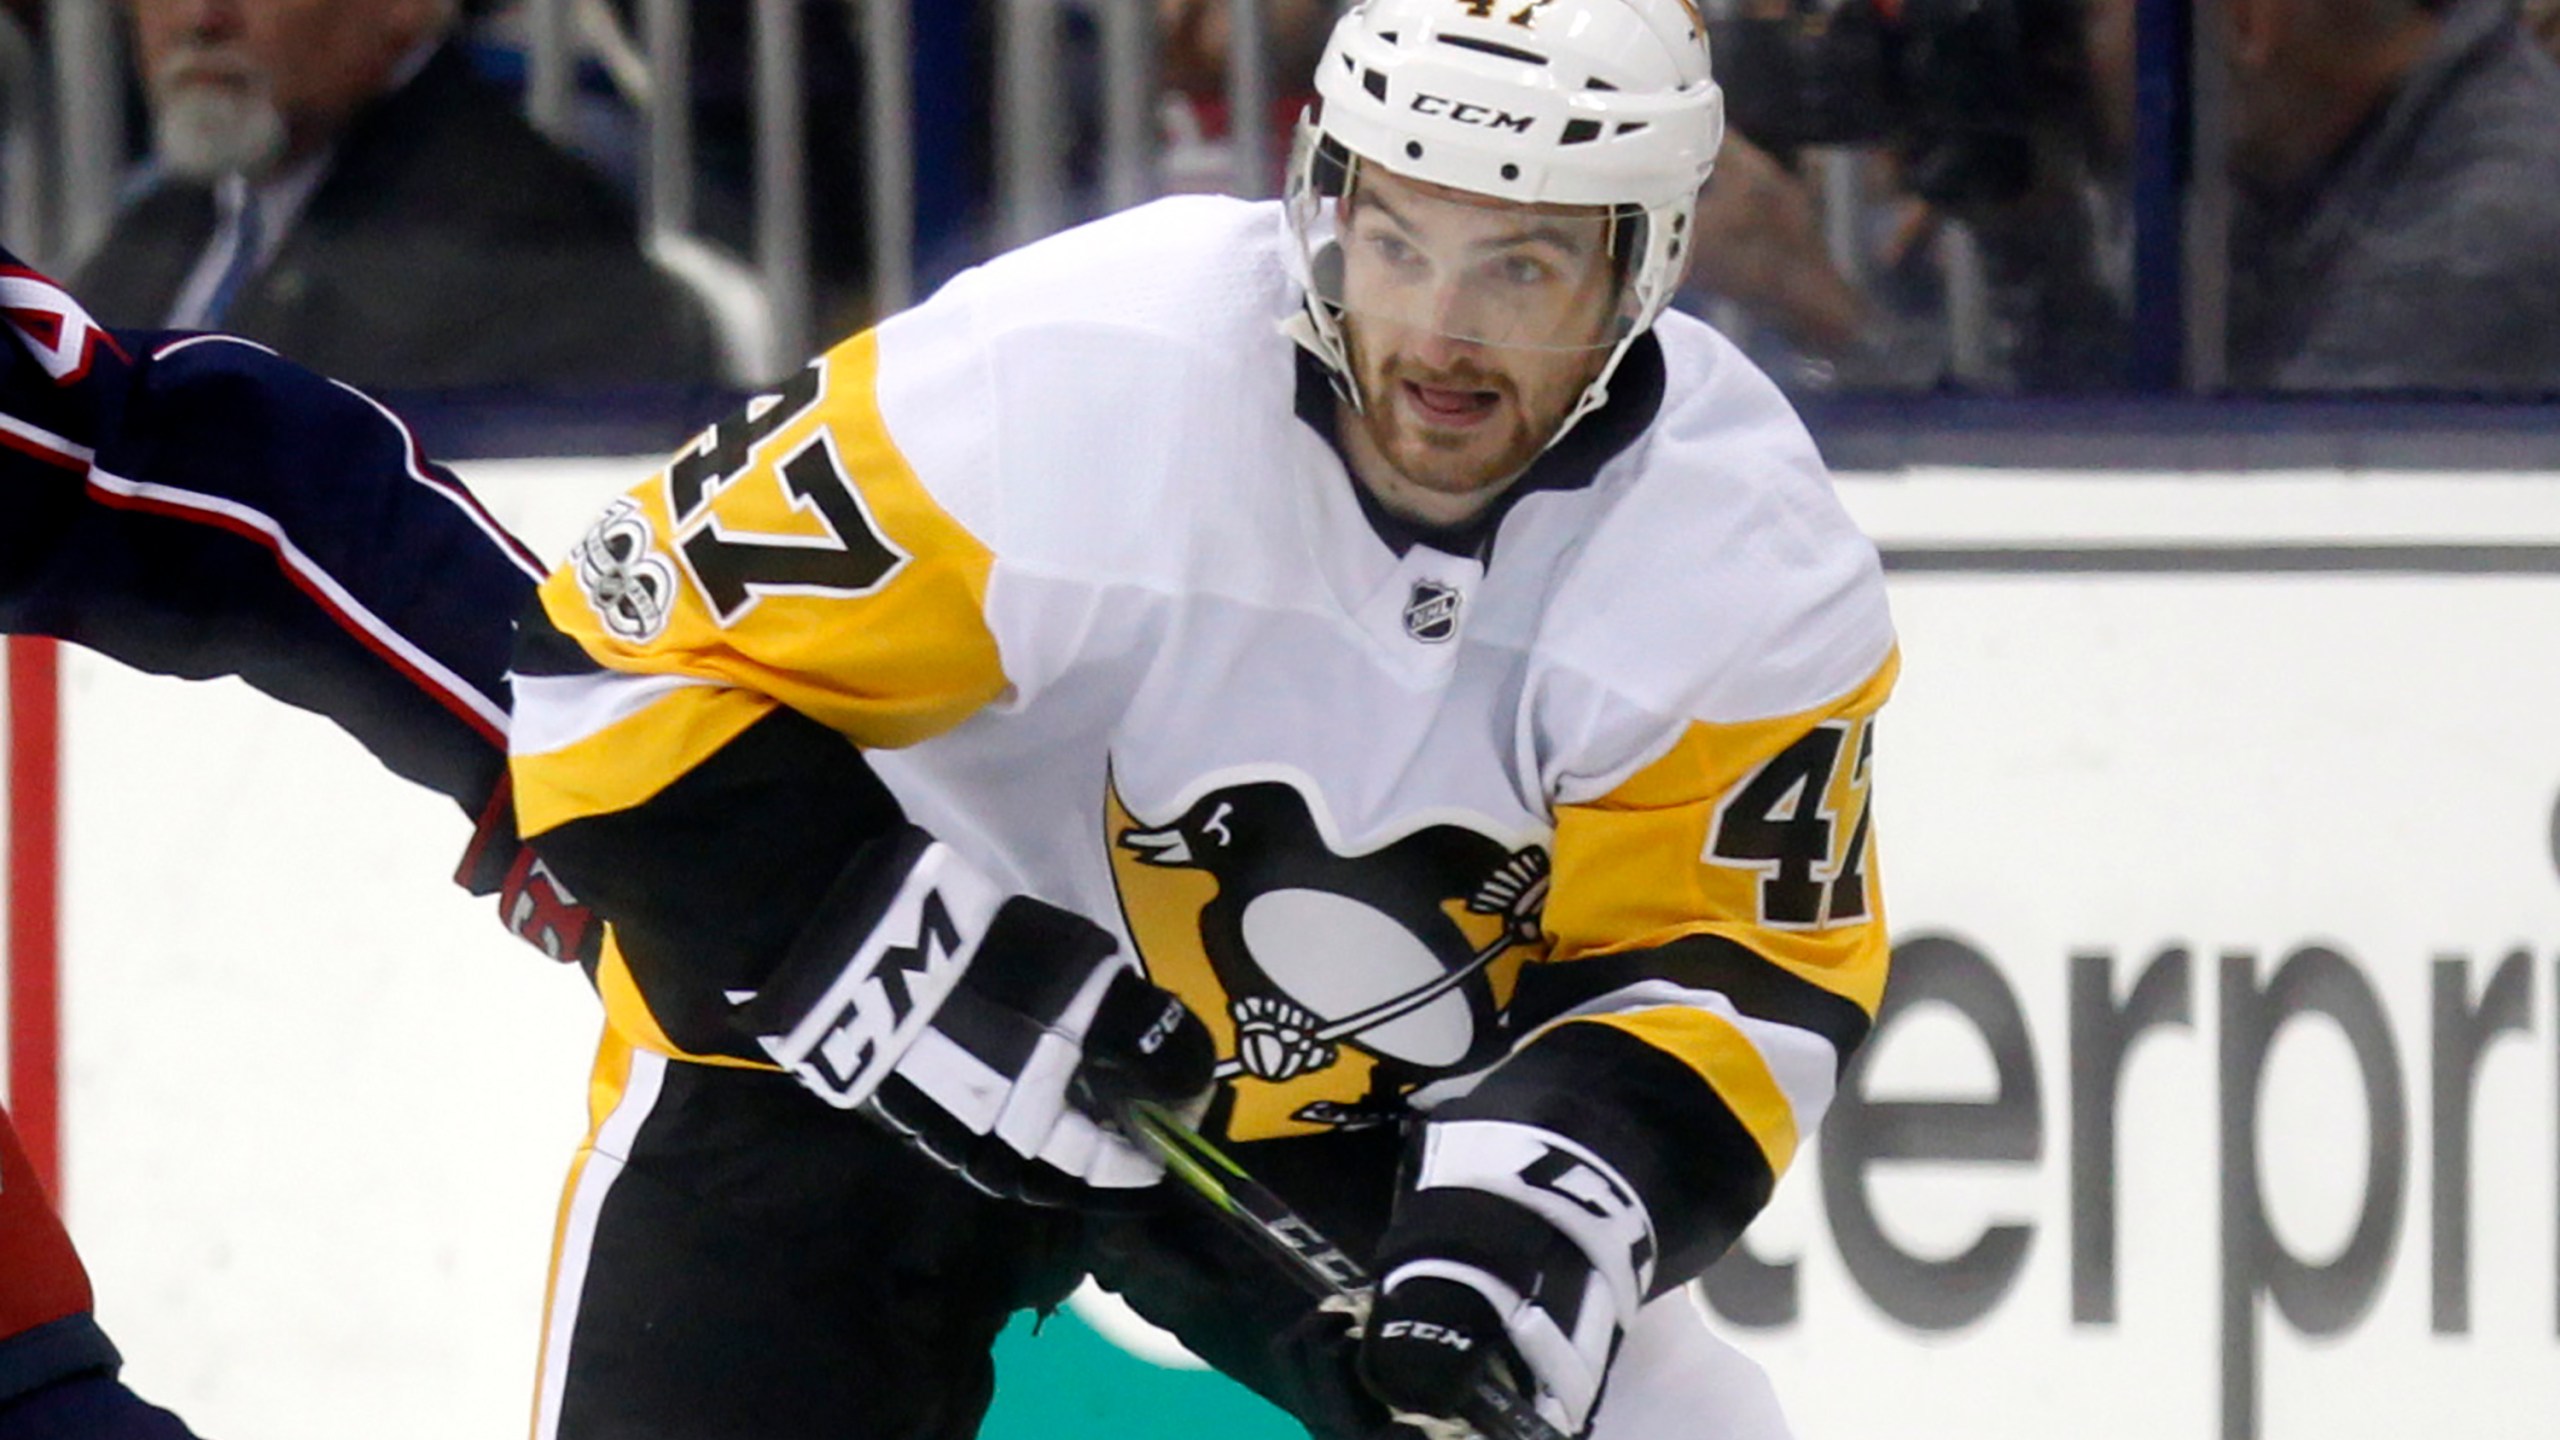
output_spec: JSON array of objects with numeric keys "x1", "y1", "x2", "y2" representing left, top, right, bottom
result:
[
  {"x1": 1281, "y1": 308, "x2": 1350, "y2": 401},
  {"x1": 1539, "y1": 322, "x2": 1642, "y2": 452}
]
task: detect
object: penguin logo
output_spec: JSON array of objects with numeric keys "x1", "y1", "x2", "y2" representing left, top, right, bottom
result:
[
  {"x1": 1403, "y1": 580, "x2": 1463, "y2": 644},
  {"x1": 1107, "y1": 775, "x2": 1547, "y2": 1137}
]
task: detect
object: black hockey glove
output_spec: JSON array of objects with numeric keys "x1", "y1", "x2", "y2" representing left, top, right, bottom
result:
[
  {"x1": 739, "y1": 828, "x2": 1214, "y2": 1207},
  {"x1": 1359, "y1": 1118, "x2": 1656, "y2": 1438}
]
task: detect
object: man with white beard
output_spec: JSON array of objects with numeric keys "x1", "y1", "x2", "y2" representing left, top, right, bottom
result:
[
  {"x1": 74, "y1": 0, "x2": 724, "y2": 393},
  {"x1": 138, "y1": 0, "x2": 388, "y2": 185}
]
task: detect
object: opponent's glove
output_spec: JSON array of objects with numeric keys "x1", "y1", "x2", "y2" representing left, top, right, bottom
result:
[
  {"x1": 455, "y1": 776, "x2": 601, "y2": 966},
  {"x1": 1360, "y1": 1118, "x2": 1658, "y2": 1437},
  {"x1": 740, "y1": 828, "x2": 1214, "y2": 1206}
]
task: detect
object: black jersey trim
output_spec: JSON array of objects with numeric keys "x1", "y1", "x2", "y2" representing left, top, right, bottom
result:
[
  {"x1": 530, "y1": 705, "x2": 908, "y2": 1061},
  {"x1": 1507, "y1": 932, "x2": 1876, "y2": 1076},
  {"x1": 1447, "y1": 1021, "x2": 1774, "y2": 1289},
  {"x1": 514, "y1": 594, "x2": 611, "y2": 677}
]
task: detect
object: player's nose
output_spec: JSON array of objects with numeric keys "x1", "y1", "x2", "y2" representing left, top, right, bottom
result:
[
  {"x1": 1421, "y1": 278, "x2": 1498, "y2": 351},
  {"x1": 1406, "y1": 325, "x2": 1487, "y2": 379}
]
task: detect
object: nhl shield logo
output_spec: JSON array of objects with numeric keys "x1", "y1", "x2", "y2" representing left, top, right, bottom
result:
[{"x1": 1402, "y1": 580, "x2": 1463, "y2": 643}]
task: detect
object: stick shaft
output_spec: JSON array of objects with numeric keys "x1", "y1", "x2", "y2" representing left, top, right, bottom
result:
[{"x1": 1119, "y1": 1102, "x2": 1569, "y2": 1440}]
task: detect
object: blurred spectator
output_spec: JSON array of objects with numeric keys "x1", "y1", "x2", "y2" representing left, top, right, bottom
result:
[
  {"x1": 588, "y1": 0, "x2": 877, "y2": 338},
  {"x1": 2222, "y1": 0, "x2": 2560, "y2": 390},
  {"x1": 1687, "y1": 0, "x2": 2131, "y2": 392},
  {"x1": 1158, "y1": 0, "x2": 1331, "y2": 99},
  {"x1": 2524, "y1": 0, "x2": 2560, "y2": 61},
  {"x1": 74, "y1": 0, "x2": 724, "y2": 392},
  {"x1": 1681, "y1": 134, "x2": 1880, "y2": 371},
  {"x1": 1155, "y1": 0, "x2": 1332, "y2": 193}
]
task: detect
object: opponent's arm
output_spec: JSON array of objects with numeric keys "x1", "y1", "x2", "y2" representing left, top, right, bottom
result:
[
  {"x1": 0, "y1": 250, "x2": 596, "y2": 961},
  {"x1": 0, "y1": 253, "x2": 540, "y2": 812},
  {"x1": 0, "y1": 1100, "x2": 208, "y2": 1439},
  {"x1": 510, "y1": 339, "x2": 1208, "y2": 1204},
  {"x1": 1362, "y1": 652, "x2": 1898, "y2": 1435},
  {"x1": 0, "y1": 1109, "x2": 109, "y2": 1407}
]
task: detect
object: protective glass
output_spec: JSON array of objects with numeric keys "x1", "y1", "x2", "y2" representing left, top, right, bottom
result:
[{"x1": 1290, "y1": 141, "x2": 1643, "y2": 356}]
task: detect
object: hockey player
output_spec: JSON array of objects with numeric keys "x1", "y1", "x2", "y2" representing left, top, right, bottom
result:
[
  {"x1": 0, "y1": 1112, "x2": 201, "y2": 1440},
  {"x1": 0, "y1": 252, "x2": 595, "y2": 1438},
  {"x1": 510, "y1": 2, "x2": 1896, "y2": 1437}
]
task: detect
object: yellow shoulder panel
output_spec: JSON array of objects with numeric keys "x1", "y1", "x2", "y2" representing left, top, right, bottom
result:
[
  {"x1": 1545, "y1": 648, "x2": 1899, "y2": 1014},
  {"x1": 510, "y1": 677, "x2": 779, "y2": 837},
  {"x1": 539, "y1": 329, "x2": 1007, "y2": 752}
]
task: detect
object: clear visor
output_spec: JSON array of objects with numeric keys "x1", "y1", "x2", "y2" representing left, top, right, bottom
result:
[{"x1": 1289, "y1": 140, "x2": 1643, "y2": 355}]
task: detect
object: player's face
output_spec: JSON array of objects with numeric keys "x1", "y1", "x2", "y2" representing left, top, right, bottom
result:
[
  {"x1": 1333, "y1": 167, "x2": 1621, "y2": 525},
  {"x1": 129, "y1": 0, "x2": 442, "y2": 177}
]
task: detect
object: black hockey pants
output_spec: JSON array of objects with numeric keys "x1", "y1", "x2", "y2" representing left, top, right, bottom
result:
[{"x1": 535, "y1": 1037, "x2": 1415, "y2": 1440}]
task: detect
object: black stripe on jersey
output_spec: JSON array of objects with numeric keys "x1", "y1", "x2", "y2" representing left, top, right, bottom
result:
[
  {"x1": 1442, "y1": 1021, "x2": 1775, "y2": 1290},
  {"x1": 1507, "y1": 932, "x2": 1874, "y2": 1076},
  {"x1": 514, "y1": 594, "x2": 610, "y2": 677},
  {"x1": 528, "y1": 705, "x2": 909, "y2": 1062},
  {"x1": 732, "y1": 825, "x2": 940, "y2": 1037}
]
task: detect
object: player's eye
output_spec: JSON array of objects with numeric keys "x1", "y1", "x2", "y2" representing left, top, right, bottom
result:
[
  {"x1": 1493, "y1": 254, "x2": 1558, "y2": 288},
  {"x1": 1365, "y1": 230, "x2": 1424, "y2": 272}
]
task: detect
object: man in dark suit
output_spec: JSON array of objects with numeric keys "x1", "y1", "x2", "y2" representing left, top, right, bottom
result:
[{"x1": 75, "y1": 0, "x2": 728, "y2": 393}]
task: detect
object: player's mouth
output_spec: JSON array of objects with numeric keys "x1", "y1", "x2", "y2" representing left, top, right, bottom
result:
[
  {"x1": 160, "y1": 55, "x2": 259, "y2": 93},
  {"x1": 1399, "y1": 379, "x2": 1502, "y2": 429}
]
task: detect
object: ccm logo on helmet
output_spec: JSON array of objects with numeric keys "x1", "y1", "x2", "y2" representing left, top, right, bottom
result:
[{"x1": 1410, "y1": 93, "x2": 1535, "y2": 133}]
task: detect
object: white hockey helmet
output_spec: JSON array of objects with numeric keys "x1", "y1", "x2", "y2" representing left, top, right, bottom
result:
[{"x1": 1286, "y1": 0, "x2": 1725, "y2": 435}]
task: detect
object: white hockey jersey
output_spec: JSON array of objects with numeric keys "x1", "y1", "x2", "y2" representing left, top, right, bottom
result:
[{"x1": 512, "y1": 195, "x2": 1896, "y2": 1281}]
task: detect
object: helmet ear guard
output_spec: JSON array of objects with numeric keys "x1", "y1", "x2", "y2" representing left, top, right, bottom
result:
[{"x1": 1284, "y1": 0, "x2": 1725, "y2": 440}]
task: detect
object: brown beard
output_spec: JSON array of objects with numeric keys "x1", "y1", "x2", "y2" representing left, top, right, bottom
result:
[{"x1": 1345, "y1": 329, "x2": 1594, "y2": 501}]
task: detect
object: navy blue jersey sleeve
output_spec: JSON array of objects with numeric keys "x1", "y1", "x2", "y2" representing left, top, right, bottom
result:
[{"x1": 0, "y1": 253, "x2": 542, "y2": 816}]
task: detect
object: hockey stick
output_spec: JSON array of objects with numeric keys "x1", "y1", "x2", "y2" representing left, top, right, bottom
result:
[
  {"x1": 1209, "y1": 922, "x2": 1514, "y2": 1083},
  {"x1": 1118, "y1": 1099, "x2": 1570, "y2": 1440}
]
